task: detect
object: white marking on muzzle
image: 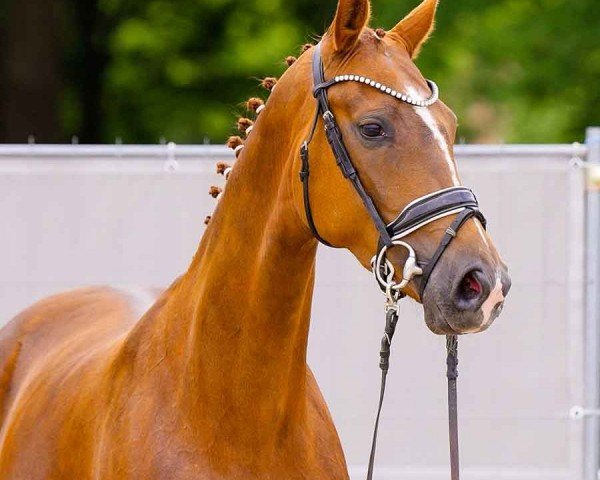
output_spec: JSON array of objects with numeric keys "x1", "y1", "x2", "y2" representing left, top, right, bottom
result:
[
  {"x1": 406, "y1": 86, "x2": 459, "y2": 186},
  {"x1": 474, "y1": 220, "x2": 489, "y2": 248},
  {"x1": 480, "y1": 273, "x2": 504, "y2": 329}
]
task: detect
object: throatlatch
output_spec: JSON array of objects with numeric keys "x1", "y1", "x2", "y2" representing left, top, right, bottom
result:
[{"x1": 299, "y1": 43, "x2": 489, "y2": 480}]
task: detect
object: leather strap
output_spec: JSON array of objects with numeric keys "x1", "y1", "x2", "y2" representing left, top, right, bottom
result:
[
  {"x1": 446, "y1": 335, "x2": 460, "y2": 480},
  {"x1": 388, "y1": 187, "x2": 484, "y2": 237},
  {"x1": 367, "y1": 210, "x2": 478, "y2": 480},
  {"x1": 300, "y1": 42, "x2": 474, "y2": 480},
  {"x1": 366, "y1": 317, "x2": 462, "y2": 480},
  {"x1": 366, "y1": 308, "x2": 398, "y2": 480},
  {"x1": 321, "y1": 110, "x2": 393, "y2": 246},
  {"x1": 418, "y1": 208, "x2": 483, "y2": 298},
  {"x1": 300, "y1": 43, "x2": 393, "y2": 248},
  {"x1": 299, "y1": 71, "x2": 334, "y2": 248},
  {"x1": 300, "y1": 140, "x2": 334, "y2": 247}
]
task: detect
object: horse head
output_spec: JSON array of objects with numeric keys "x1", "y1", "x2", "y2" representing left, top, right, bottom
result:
[{"x1": 267, "y1": 0, "x2": 511, "y2": 334}]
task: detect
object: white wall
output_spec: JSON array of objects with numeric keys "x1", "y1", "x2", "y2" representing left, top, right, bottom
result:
[{"x1": 0, "y1": 145, "x2": 588, "y2": 479}]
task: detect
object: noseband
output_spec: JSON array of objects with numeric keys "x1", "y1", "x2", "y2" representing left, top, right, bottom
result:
[{"x1": 299, "y1": 43, "x2": 488, "y2": 480}]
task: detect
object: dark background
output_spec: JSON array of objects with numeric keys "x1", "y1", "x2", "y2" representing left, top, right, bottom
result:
[{"x1": 0, "y1": 0, "x2": 598, "y2": 144}]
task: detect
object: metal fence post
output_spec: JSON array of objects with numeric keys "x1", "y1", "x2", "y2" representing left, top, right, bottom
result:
[{"x1": 585, "y1": 126, "x2": 600, "y2": 480}]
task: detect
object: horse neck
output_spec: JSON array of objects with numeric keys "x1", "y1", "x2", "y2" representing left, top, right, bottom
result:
[{"x1": 132, "y1": 76, "x2": 320, "y2": 445}]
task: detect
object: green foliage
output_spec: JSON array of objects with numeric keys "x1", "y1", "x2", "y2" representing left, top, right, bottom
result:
[{"x1": 68, "y1": 0, "x2": 599, "y2": 143}]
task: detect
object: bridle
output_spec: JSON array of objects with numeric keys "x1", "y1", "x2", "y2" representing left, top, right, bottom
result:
[{"x1": 299, "y1": 43, "x2": 487, "y2": 480}]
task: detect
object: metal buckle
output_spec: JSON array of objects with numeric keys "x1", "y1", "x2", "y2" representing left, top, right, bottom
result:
[{"x1": 372, "y1": 240, "x2": 423, "y2": 296}]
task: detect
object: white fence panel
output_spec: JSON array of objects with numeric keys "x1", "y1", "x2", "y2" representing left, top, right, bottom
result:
[{"x1": 0, "y1": 143, "x2": 591, "y2": 479}]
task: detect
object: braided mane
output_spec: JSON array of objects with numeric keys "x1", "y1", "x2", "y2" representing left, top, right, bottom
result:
[
  {"x1": 204, "y1": 29, "x2": 389, "y2": 225},
  {"x1": 203, "y1": 42, "x2": 317, "y2": 225}
]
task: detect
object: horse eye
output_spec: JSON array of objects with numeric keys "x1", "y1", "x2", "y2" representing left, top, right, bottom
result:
[{"x1": 360, "y1": 123, "x2": 385, "y2": 138}]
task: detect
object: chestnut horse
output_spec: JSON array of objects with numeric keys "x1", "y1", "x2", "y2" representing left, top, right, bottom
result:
[{"x1": 0, "y1": 0, "x2": 510, "y2": 478}]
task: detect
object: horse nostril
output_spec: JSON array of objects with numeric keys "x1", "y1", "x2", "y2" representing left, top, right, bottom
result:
[
  {"x1": 460, "y1": 271, "x2": 482, "y2": 300},
  {"x1": 454, "y1": 269, "x2": 488, "y2": 311}
]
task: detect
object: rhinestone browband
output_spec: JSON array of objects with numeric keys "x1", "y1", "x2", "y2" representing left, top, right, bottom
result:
[{"x1": 329, "y1": 75, "x2": 439, "y2": 107}]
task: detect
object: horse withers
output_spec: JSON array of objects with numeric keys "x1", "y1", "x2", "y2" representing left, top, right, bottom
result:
[{"x1": 0, "y1": 0, "x2": 510, "y2": 478}]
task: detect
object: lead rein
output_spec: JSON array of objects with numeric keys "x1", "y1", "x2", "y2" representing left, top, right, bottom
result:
[{"x1": 366, "y1": 310, "x2": 461, "y2": 480}]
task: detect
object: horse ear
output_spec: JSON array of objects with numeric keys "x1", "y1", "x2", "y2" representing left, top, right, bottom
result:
[
  {"x1": 329, "y1": 0, "x2": 371, "y2": 53},
  {"x1": 389, "y1": 0, "x2": 438, "y2": 58}
]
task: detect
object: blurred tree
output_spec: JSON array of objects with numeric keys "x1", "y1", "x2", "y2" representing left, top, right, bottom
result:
[
  {"x1": 68, "y1": 0, "x2": 110, "y2": 143},
  {"x1": 0, "y1": 0, "x2": 64, "y2": 142},
  {"x1": 376, "y1": 0, "x2": 600, "y2": 142},
  {"x1": 0, "y1": 0, "x2": 598, "y2": 144}
]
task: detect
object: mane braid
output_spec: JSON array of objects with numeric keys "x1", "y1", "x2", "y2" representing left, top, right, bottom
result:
[
  {"x1": 226, "y1": 135, "x2": 244, "y2": 150},
  {"x1": 209, "y1": 186, "x2": 223, "y2": 199},
  {"x1": 300, "y1": 43, "x2": 314, "y2": 54},
  {"x1": 261, "y1": 77, "x2": 278, "y2": 91},
  {"x1": 246, "y1": 97, "x2": 264, "y2": 113},
  {"x1": 237, "y1": 118, "x2": 253, "y2": 133},
  {"x1": 375, "y1": 28, "x2": 386, "y2": 39},
  {"x1": 216, "y1": 161, "x2": 231, "y2": 175},
  {"x1": 208, "y1": 42, "x2": 312, "y2": 225}
]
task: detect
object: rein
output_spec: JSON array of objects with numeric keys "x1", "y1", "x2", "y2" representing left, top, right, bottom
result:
[{"x1": 300, "y1": 43, "x2": 487, "y2": 480}]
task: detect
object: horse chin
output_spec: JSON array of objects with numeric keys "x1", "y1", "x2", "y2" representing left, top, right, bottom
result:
[
  {"x1": 424, "y1": 315, "x2": 458, "y2": 335},
  {"x1": 423, "y1": 300, "x2": 504, "y2": 336}
]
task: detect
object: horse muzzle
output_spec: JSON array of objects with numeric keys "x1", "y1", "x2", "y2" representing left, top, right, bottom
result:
[
  {"x1": 369, "y1": 186, "x2": 513, "y2": 335},
  {"x1": 422, "y1": 262, "x2": 512, "y2": 335}
]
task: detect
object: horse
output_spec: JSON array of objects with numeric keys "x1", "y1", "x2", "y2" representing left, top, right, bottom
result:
[{"x1": 0, "y1": 0, "x2": 511, "y2": 478}]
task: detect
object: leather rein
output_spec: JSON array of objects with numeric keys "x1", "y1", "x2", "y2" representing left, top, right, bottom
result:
[{"x1": 299, "y1": 43, "x2": 487, "y2": 480}]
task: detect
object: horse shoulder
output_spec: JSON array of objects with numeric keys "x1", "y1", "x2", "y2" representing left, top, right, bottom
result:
[
  {"x1": 0, "y1": 286, "x2": 162, "y2": 478},
  {"x1": 305, "y1": 367, "x2": 349, "y2": 479}
]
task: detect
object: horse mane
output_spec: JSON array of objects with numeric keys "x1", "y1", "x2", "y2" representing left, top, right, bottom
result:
[
  {"x1": 204, "y1": 43, "x2": 317, "y2": 226},
  {"x1": 204, "y1": 29, "x2": 387, "y2": 225}
]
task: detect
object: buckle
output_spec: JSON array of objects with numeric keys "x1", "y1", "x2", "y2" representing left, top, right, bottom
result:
[
  {"x1": 322, "y1": 111, "x2": 335, "y2": 128},
  {"x1": 300, "y1": 141, "x2": 309, "y2": 162},
  {"x1": 299, "y1": 142, "x2": 310, "y2": 181},
  {"x1": 372, "y1": 241, "x2": 423, "y2": 295},
  {"x1": 299, "y1": 152, "x2": 308, "y2": 181}
]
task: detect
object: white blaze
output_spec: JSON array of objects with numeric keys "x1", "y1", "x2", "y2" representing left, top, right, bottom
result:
[
  {"x1": 474, "y1": 220, "x2": 489, "y2": 248},
  {"x1": 403, "y1": 88, "x2": 502, "y2": 331},
  {"x1": 406, "y1": 86, "x2": 459, "y2": 186},
  {"x1": 480, "y1": 273, "x2": 505, "y2": 329}
]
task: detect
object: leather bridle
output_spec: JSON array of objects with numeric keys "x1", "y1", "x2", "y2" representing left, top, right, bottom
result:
[{"x1": 299, "y1": 43, "x2": 488, "y2": 480}]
